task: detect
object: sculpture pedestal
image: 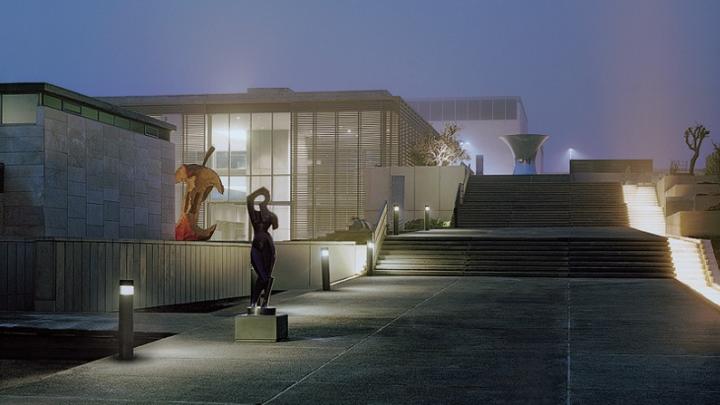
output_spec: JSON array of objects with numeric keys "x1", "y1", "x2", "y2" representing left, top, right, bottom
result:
[{"x1": 235, "y1": 312, "x2": 288, "y2": 342}]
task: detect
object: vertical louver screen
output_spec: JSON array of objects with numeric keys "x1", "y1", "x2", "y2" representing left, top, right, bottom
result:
[
  {"x1": 289, "y1": 104, "x2": 427, "y2": 240},
  {"x1": 183, "y1": 114, "x2": 207, "y2": 227}
]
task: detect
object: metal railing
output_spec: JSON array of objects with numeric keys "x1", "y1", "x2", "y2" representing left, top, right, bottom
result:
[
  {"x1": 452, "y1": 165, "x2": 473, "y2": 227},
  {"x1": 369, "y1": 201, "x2": 390, "y2": 272}
]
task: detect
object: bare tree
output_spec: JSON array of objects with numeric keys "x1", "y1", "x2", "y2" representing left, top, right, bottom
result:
[
  {"x1": 684, "y1": 124, "x2": 710, "y2": 175},
  {"x1": 411, "y1": 123, "x2": 469, "y2": 166}
]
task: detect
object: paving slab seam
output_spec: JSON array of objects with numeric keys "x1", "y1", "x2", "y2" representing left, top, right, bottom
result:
[
  {"x1": 566, "y1": 278, "x2": 571, "y2": 405},
  {"x1": 0, "y1": 394, "x2": 251, "y2": 404},
  {"x1": 262, "y1": 278, "x2": 461, "y2": 404}
]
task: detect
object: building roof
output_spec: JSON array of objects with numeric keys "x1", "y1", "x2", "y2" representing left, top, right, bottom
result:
[
  {"x1": 408, "y1": 96, "x2": 527, "y2": 123},
  {"x1": 100, "y1": 88, "x2": 401, "y2": 107},
  {"x1": 0, "y1": 82, "x2": 176, "y2": 131}
]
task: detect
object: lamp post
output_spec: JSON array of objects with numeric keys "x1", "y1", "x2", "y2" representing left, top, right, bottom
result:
[
  {"x1": 321, "y1": 248, "x2": 330, "y2": 291},
  {"x1": 366, "y1": 241, "x2": 374, "y2": 275},
  {"x1": 118, "y1": 280, "x2": 134, "y2": 360},
  {"x1": 424, "y1": 205, "x2": 430, "y2": 231},
  {"x1": 393, "y1": 204, "x2": 399, "y2": 235}
]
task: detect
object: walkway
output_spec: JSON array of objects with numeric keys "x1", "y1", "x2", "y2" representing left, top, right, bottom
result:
[{"x1": 2, "y1": 276, "x2": 720, "y2": 404}]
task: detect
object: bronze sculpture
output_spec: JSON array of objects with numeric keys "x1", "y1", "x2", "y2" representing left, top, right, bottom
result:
[
  {"x1": 247, "y1": 187, "x2": 279, "y2": 314},
  {"x1": 175, "y1": 147, "x2": 224, "y2": 240}
]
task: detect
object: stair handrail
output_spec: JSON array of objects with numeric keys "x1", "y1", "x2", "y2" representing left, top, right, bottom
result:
[
  {"x1": 371, "y1": 200, "x2": 389, "y2": 270},
  {"x1": 452, "y1": 182, "x2": 464, "y2": 227},
  {"x1": 452, "y1": 166, "x2": 473, "y2": 227}
]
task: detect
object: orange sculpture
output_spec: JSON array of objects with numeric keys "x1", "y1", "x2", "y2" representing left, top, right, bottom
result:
[{"x1": 175, "y1": 147, "x2": 225, "y2": 241}]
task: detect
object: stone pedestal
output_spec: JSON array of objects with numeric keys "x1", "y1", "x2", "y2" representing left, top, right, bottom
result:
[{"x1": 235, "y1": 313, "x2": 288, "y2": 342}]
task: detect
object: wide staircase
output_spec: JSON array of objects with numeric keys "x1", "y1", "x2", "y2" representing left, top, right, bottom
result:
[
  {"x1": 457, "y1": 175, "x2": 628, "y2": 227},
  {"x1": 375, "y1": 229, "x2": 673, "y2": 278},
  {"x1": 375, "y1": 175, "x2": 675, "y2": 278}
]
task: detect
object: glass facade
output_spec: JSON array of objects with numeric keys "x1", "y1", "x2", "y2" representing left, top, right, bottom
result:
[
  {"x1": 206, "y1": 112, "x2": 291, "y2": 241},
  {"x1": 121, "y1": 90, "x2": 435, "y2": 241}
]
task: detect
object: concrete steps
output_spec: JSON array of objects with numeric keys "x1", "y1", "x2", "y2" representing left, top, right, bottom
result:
[
  {"x1": 375, "y1": 229, "x2": 674, "y2": 278},
  {"x1": 457, "y1": 175, "x2": 629, "y2": 228}
]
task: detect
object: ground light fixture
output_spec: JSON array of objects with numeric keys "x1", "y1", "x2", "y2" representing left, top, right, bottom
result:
[
  {"x1": 424, "y1": 205, "x2": 430, "y2": 231},
  {"x1": 118, "y1": 279, "x2": 134, "y2": 360},
  {"x1": 321, "y1": 248, "x2": 330, "y2": 291},
  {"x1": 393, "y1": 204, "x2": 399, "y2": 235},
  {"x1": 366, "y1": 241, "x2": 375, "y2": 275}
]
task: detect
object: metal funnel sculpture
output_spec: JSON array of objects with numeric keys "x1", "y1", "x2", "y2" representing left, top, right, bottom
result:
[{"x1": 499, "y1": 134, "x2": 549, "y2": 175}]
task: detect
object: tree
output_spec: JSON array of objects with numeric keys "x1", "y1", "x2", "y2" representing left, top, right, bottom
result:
[
  {"x1": 410, "y1": 123, "x2": 469, "y2": 166},
  {"x1": 684, "y1": 124, "x2": 710, "y2": 175},
  {"x1": 706, "y1": 142, "x2": 720, "y2": 178}
]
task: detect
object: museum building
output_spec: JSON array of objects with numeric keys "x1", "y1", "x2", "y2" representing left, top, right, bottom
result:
[
  {"x1": 103, "y1": 88, "x2": 436, "y2": 241},
  {"x1": 0, "y1": 83, "x2": 176, "y2": 240}
]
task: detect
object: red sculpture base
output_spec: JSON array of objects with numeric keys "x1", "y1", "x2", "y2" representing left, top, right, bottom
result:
[{"x1": 175, "y1": 215, "x2": 216, "y2": 241}]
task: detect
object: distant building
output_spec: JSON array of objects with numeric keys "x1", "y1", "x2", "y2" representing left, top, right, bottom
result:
[
  {"x1": 0, "y1": 83, "x2": 175, "y2": 240},
  {"x1": 408, "y1": 97, "x2": 534, "y2": 174},
  {"x1": 104, "y1": 88, "x2": 435, "y2": 241}
]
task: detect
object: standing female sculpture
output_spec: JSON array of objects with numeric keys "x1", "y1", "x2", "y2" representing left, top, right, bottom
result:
[{"x1": 247, "y1": 187, "x2": 279, "y2": 313}]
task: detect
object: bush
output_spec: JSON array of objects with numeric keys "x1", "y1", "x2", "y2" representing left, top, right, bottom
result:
[
  {"x1": 403, "y1": 217, "x2": 450, "y2": 231},
  {"x1": 705, "y1": 146, "x2": 720, "y2": 178}
]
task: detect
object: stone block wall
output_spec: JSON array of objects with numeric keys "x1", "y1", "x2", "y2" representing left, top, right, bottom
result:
[
  {"x1": 0, "y1": 107, "x2": 175, "y2": 240},
  {"x1": 0, "y1": 120, "x2": 45, "y2": 237}
]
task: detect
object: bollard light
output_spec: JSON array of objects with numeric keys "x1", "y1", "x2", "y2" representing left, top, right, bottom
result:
[
  {"x1": 366, "y1": 241, "x2": 375, "y2": 275},
  {"x1": 424, "y1": 205, "x2": 430, "y2": 231},
  {"x1": 321, "y1": 248, "x2": 331, "y2": 291},
  {"x1": 393, "y1": 204, "x2": 399, "y2": 235},
  {"x1": 118, "y1": 280, "x2": 134, "y2": 360}
]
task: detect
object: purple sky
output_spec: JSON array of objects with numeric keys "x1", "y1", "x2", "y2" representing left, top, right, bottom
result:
[{"x1": 2, "y1": 0, "x2": 718, "y2": 172}]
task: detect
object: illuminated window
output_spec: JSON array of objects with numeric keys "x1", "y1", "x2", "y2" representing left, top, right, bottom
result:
[
  {"x1": 251, "y1": 113, "x2": 272, "y2": 175},
  {"x1": 2, "y1": 94, "x2": 38, "y2": 124}
]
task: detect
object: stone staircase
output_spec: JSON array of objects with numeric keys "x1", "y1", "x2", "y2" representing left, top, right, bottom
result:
[
  {"x1": 374, "y1": 175, "x2": 674, "y2": 279},
  {"x1": 457, "y1": 175, "x2": 628, "y2": 228},
  {"x1": 375, "y1": 229, "x2": 674, "y2": 278}
]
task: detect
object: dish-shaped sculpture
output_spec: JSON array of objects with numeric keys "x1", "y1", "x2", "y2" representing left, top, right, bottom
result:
[
  {"x1": 175, "y1": 147, "x2": 225, "y2": 241},
  {"x1": 247, "y1": 187, "x2": 279, "y2": 315},
  {"x1": 499, "y1": 134, "x2": 550, "y2": 175}
]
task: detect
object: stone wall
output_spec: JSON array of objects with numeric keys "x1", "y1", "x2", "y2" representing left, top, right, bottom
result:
[
  {"x1": 0, "y1": 121, "x2": 45, "y2": 237},
  {"x1": 0, "y1": 107, "x2": 175, "y2": 239}
]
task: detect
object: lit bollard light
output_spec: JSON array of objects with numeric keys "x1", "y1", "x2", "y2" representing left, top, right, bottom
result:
[
  {"x1": 424, "y1": 205, "x2": 430, "y2": 231},
  {"x1": 393, "y1": 204, "x2": 399, "y2": 235},
  {"x1": 321, "y1": 248, "x2": 331, "y2": 291},
  {"x1": 367, "y1": 241, "x2": 375, "y2": 275},
  {"x1": 118, "y1": 280, "x2": 134, "y2": 360}
]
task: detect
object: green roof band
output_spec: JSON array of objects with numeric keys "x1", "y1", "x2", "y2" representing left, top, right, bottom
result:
[
  {"x1": 5, "y1": 89, "x2": 170, "y2": 140},
  {"x1": 114, "y1": 115, "x2": 130, "y2": 130},
  {"x1": 42, "y1": 94, "x2": 62, "y2": 110},
  {"x1": 63, "y1": 101, "x2": 82, "y2": 115},
  {"x1": 81, "y1": 106, "x2": 99, "y2": 120},
  {"x1": 99, "y1": 110, "x2": 114, "y2": 125},
  {"x1": 130, "y1": 120, "x2": 144, "y2": 133}
]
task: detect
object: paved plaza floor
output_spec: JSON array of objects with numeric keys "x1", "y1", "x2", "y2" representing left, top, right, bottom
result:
[{"x1": 1, "y1": 276, "x2": 720, "y2": 404}]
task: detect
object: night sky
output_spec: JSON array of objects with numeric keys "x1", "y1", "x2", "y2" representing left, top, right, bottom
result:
[{"x1": 2, "y1": 0, "x2": 718, "y2": 172}]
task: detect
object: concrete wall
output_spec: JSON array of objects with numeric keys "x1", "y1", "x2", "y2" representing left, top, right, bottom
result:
[
  {"x1": 0, "y1": 107, "x2": 175, "y2": 240},
  {"x1": 0, "y1": 121, "x2": 45, "y2": 237},
  {"x1": 0, "y1": 240, "x2": 35, "y2": 310},
  {"x1": 666, "y1": 211, "x2": 720, "y2": 238},
  {"x1": 363, "y1": 166, "x2": 469, "y2": 227},
  {"x1": 273, "y1": 241, "x2": 366, "y2": 290},
  {"x1": 0, "y1": 238, "x2": 365, "y2": 312},
  {"x1": 0, "y1": 239, "x2": 252, "y2": 312}
]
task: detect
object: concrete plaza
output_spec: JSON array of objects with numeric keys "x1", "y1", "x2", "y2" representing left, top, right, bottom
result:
[{"x1": 2, "y1": 276, "x2": 720, "y2": 404}]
